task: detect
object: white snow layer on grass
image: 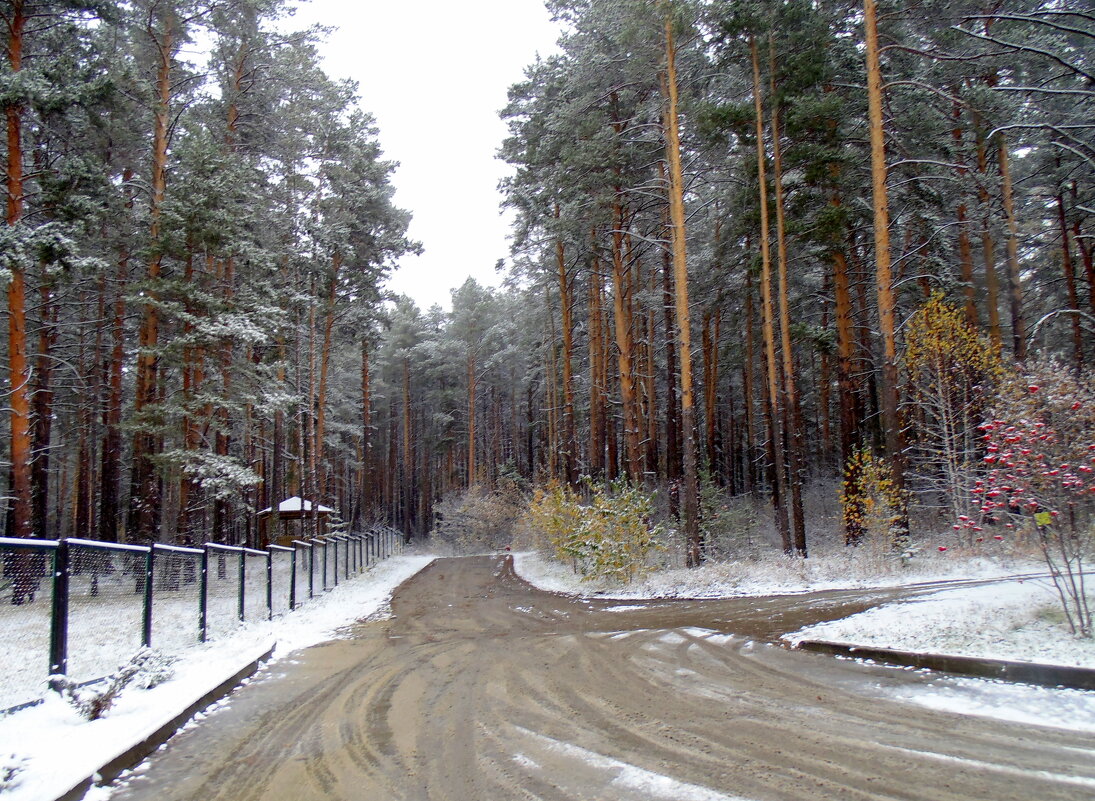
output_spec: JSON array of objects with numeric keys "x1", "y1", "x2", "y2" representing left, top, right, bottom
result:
[
  {"x1": 511, "y1": 548, "x2": 1044, "y2": 600},
  {"x1": 785, "y1": 577, "x2": 1095, "y2": 668},
  {"x1": 889, "y1": 676, "x2": 1095, "y2": 734},
  {"x1": 0, "y1": 553, "x2": 435, "y2": 801}
]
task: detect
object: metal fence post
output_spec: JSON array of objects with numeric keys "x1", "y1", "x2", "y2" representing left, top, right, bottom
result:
[
  {"x1": 49, "y1": 540, "x2": 70, "y2": 678},
  {"x1": 308, "y1": 543, "x2": 314, "y2": 599},
  {"x1": 238, "y1": 549, "x2": 246, "y2": 621},
  {"x1": 142, "y1": 546, "x2": 155, "y2": 648},
  {"x1": 333, "y1": 538, "x2": 339, "y2": 587},
  {"x1": 266, "y1": 550, "x2": 273, "y2": 621},
  {"x1": 289, "y1": 547, "x2": 297, "y2": 610},
  {"x1": 199, "y1": 546, "x2": 209, "y2": 643}
]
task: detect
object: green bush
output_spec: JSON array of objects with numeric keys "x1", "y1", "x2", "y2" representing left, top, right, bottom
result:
[{"x1": 523, "y1": 480, "x2": 664, "y2": 583}]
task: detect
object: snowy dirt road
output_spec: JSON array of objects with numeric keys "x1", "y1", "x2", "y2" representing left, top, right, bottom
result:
[{"x1": 107, "y1": 555, "x2": 1095, "y2": 801}]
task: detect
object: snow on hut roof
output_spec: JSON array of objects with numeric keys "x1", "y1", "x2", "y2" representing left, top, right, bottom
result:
[{"x1": 258, "y1": 496, "x2": 335, "y2": 515}]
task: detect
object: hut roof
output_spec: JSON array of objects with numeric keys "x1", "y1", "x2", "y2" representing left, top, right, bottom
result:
[{"x1": 258, "y1": 496, "x2": 335, "y2": 516}]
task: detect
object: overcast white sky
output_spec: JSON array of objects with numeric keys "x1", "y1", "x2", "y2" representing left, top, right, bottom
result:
[{"x1": 287, "y1": 0, "x2": 561, "y2": 311}]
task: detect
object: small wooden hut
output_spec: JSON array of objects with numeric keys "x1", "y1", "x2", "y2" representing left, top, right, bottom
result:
[{"x1": 258, "y1": 496, "x2": 335, "y2": 546}]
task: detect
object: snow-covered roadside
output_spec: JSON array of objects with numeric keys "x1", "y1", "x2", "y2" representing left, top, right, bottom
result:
[
  {"x1": 784, "y1": 577, "x2": 1095, "y2": 668},
  {"x1": 0, "y1": 553, "x2": 436, "y2": 801},
  {"x1": 793, "y1": 579, "x2": 1095, "y2": 735},
  {"x1": 511, "y1": 548, "x2": 1044, "y2": 599}
]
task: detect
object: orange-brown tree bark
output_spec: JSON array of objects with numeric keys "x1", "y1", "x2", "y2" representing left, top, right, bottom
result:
[
  {"x1": 769, "y1": 37, "x2": 806, "y2": 555},
  {"x1": 665, "y1": 13, "x2": 701, "y2": 565},
  {"x1": 751, "y1": 35, "x2": 791, "y2": 553},
  {"x1": 863, "y1": 0, "x2": 907, "y2": 538},
  {"x1": 129, "y1": 9, "x2": 176, "y2": 541},
  {"x1": 5, "y1": 0, "x2": 31, "y2": 541}
]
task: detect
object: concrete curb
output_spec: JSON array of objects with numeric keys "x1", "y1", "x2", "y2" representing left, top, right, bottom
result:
[
  {"x1": 794, "y1": 639, "x2": 1095, "y2": 691},
  {"x1": 54, "y1": 643, "x2": 276, "y2": 801}
]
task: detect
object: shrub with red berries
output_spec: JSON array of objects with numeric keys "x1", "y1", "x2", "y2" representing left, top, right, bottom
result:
[
  {"x1": 966, "y1": 359, "x2": 1095, "y2": 534},
  {"x1": 964, "y1": 357, "x2": 1094, "y2": 636}
]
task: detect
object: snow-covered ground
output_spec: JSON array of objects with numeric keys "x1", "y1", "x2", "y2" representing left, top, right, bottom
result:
[
  {"x1": 514, "y1": 550, "x2": 1094, "y2": 668},
  {"x1": 784, "y1": 577, "x2": 1095, "y2": 668},
  {"x1": 512, "y1": 547, "x2": 1046, "y2": 599},
  {"x1": 0, "y1": 553, "x2": 436, "y2": 801}
]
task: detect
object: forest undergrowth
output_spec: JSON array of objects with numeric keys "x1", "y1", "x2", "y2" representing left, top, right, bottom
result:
[{"x1": 429, "y1": 477, "x2": 1047, "y2": 596}]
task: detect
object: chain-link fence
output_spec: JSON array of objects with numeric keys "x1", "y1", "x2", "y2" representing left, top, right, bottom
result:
[
  {"x1": 270, "y1": 546, "x2": 294, "y2": 615},
  {"x1": 151, "y1": 544, "x2": 204, "y2": 656},
  {"x1": 0, "y1": 541, "x2": 54, "y2": 710},
  {"x1": 0, "y1": 527, "x2": 405, "y2": 712}
]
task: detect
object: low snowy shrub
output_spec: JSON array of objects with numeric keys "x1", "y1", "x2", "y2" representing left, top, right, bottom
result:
[
  {"x1": 432, "y1": 481, "x2": 525, "y2": 551},
  {"x1": 0, "y1": 753, "x2": 28, "y2": 791},
  {"x1": 965, "y1": 358, "x2": 1095, "y2": 637},
  {"x1": 50, "y1": 647, "x2": 177, "y2": 720},
  {"x1": 841, "y1": 446, "x2": 908, "y2": 551},
  {"x1": 129, "y1": 647, "x2": 178, "y2": 690},
  {"x1": 523, "y1": 479, "x2": 664, "y2": 583},
  {"x1": 698, "y1": 479, "x2": 768, "y2": 561}
]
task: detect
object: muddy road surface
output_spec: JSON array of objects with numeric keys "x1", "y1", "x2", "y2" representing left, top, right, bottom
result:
[{"x1": 110, "y1": 556, "x2": 1095, "y2": 801}]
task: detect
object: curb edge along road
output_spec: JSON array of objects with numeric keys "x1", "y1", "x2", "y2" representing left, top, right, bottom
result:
[
  {"x1": 794, "y1": 639, "x2": 1095, "y2": 691},
  {"x1": 55, "y1": 643, "x2": 277, "y2": 801}
]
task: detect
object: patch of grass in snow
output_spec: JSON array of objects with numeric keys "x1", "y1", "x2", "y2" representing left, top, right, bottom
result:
[{"x1": 1034, "y1": 604, "x2": 1071, "y2": 627}]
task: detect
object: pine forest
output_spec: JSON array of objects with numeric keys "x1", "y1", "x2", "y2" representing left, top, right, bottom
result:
[{"x1": 2, "y1": 0, "x2": 1093, "y2": 577}]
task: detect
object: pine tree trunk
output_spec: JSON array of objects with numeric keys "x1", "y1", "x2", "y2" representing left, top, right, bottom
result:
[
  {"x1": 819, "y1": 278, "x2": 832, "y2": 461},
  {"x1": 610, "y1": 200, "x2": 642, "y2": 481},
  {"x1": 863, "y1": 0, "x2": 907, "y2": 540},
  {"x1": 402, "y1": 357, "x2": 413, "y2": 537},
  {"x1": 661, "y1": 221, "x2": 681, "y2": 485},
  {"x1": 130, "y1": 9, "x2": 175, "y2": 542},
  {"x1": 555, "y1": 206, "x2": 576, "y2": 485},
  {"x1": 467, "y1": 350, "x2": 476, "y2": 486},
  {"x1": 214, "y1": 257, "x2": 235, "y2": 541},
  {"x1": 997, "y1": 135, "x2": 1026, "y2": 360},
  {"x1": 360, "y1": 339, "x2": 372, "y2": 522},
  {"x1": 1071, "y1": 182, "x2": 1095, "y2": 317},
  {"x1": 5, "y1": 0, "x2": 31, "y2": 542},
  {"x1": 589, "y1": 240, "x2": 606, "y2": 478},
  {"x1": 99, "y1": 195, "x2": 130, "y2": 543},
  {"x1": 833, "y1": 224, "x2": 863, "y2": 539},
  {"x1": 751, "y1": 36, "x2": 791, "y2": 553},
  {"x1": 1056, "y1": 189, "x2": 1084, "y2": 368},
  {"x1": 975, "y1": 122, "x2": 1004, "y2": 355},
  {"x1": 74, "y1": 332, "x2": 93, "y2": 539},
  {"x1": 952, "y1": 100, "x2": 979, "y2": 327},
  {"x1": 546, "y1": 293, "x2": 558, "y2": 479},
  {"x1": 742, "y1": 266, "x2": 757, "y2": 495},
  {"x1": 702, "y1": 310, "x2": 719, "y2": 478},
  {"x1": 769, "y1": 37, "x2": 807, "y2": 556},
  {"x1": 31, "y1": 276, "x2": 57, "y2": 539},
  {"x1": 643, "y1": 261, "x2": 660, "y2": 476},
  {"x1": 316, "y1": 253, "x2": 341, "y2": 500},
  {"x1": 665, "y1": 15, "x2": 701, "y2": 566}
]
